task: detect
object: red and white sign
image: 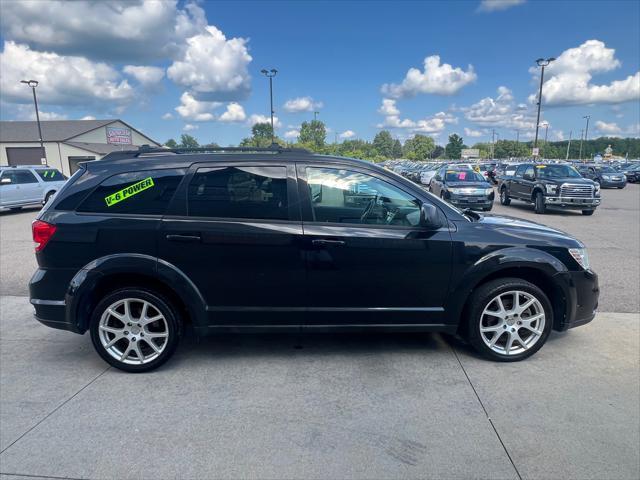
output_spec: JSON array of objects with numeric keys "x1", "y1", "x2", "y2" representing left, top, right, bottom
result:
[
  {"x1": 532, "y1": 147, "x2": 540, "y2": 156},
  {"x1": 106, "y1": 127, "x2": 132, "y2": 145}
]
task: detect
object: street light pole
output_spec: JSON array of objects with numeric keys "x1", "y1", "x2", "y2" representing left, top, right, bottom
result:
[
  {"x1": 313, "y1": 111, "x2": 319, "y2": 121},
  {"x1": 583, "y1": 115, "x2": 591, "y2": 161},
  {"x1": 565, "y1": 130, "x2": 572, "y2": 160},
  {"x1": 578, "y1": 129, "x2": 585, "y2": 161},
  {"x1": 21, "y1": 79, "x2": 47, "y2": 164},
  {"x1": 260, "y1": 68, "x2": 278, "y2": 145},
  {"x1": 533, "y1": 57, "x2": 556, "y2": 157}
]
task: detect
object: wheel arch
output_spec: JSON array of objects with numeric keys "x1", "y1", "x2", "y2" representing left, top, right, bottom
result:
[
  {"x1": 531, "y1": 185, "x2": 545, "y2": 202},
  {"x1": 66, "y1": 254, "x2": 207, "y2": 333},
  {"x1": 447, "y1": 248, "x2": 569, "y2": 334}
]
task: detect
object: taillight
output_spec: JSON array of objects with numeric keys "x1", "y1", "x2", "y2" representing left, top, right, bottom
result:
[{"x1": 32, "y1": 220, "x2": 57, "y2": 252}]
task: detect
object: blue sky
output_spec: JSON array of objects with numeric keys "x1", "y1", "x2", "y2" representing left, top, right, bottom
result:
[{"x1": 1, "y1": 0, "x2": 638, "y2": 146}]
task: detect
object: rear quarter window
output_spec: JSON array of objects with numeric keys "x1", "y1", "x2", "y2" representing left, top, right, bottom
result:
[
  {"x1": 77, "y1": 168, "x2": 185, "y2": 215},
  {"x1": 35, "y1": 169, "x2": 67, "y2": 182}
]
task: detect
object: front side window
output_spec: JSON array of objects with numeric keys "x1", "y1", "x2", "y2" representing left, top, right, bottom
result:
[
  {"x1": 77, "y1": 168, "x2": 185, "y2": 214},
  {"x1": 2, "y1": 170, "x2": 38, "y2": 184},
  {"x1": 35, "y1": 169, "x2": 67, "y2": 182},
  {"x1": 524, "y1": 166, "x2": 535, "y2": 178},
  {"x1": 306, "y1": 167, "x2": 421, "y2": 227},
  {"x1": 188, "y1": 166, "x2": 288, "y2": 220},
  {"x1": 515, "y1": 165, "x2": 528, "y2": 177}
]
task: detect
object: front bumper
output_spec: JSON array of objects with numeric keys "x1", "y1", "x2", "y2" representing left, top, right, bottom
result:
[
  {"x1": 448, "y1": 192, "x2": 494, "y2": 210},
  {"x1": 554, "y1": 269, "x2": 599, "y2": 331},
  {"x1": 545, "y1": 196, "x2": 601, "y2": 209},
  {"x1": 600, "y1": 178, "x2": 626, "y2": 188}
]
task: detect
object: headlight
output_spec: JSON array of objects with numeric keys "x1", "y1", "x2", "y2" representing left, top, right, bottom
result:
[
  {"x1": 545, "y1": 184, "x2": 558, "y2": 194},
  {"x1": 595, "y1": 183, "x2": 601, "y2": 194},
  {"x1": 448, "y1": 188, "x2": 462, "y2": 194},
  {"x1": 602, "y1": 175, "x2": 611, "y2": 180},
  {"x1": 484, "y1": 188, "x2": 493, "y2": 195},
  {"x1": 569, "y1": 248, "x2": 590, "y2": 270}
]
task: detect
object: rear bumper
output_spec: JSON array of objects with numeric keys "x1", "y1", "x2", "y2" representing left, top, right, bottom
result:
[
  {"x1": 554, "y1": 269, "x2": 599, "y2": 331},
  {"x1": 29, "y1": 268, "x2": 82, "y2": 334}
]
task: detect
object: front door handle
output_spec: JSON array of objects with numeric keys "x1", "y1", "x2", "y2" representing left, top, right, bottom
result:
[
  {"x1": 166, "y1": 234, "x2": 201, "y2": 243},
  {"x1": 311, "y1": 239, "x2": 346, "y2": 247}
]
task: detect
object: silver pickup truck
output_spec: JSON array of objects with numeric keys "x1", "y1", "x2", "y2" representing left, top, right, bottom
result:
[{"x1": 0, "y1": 166, "x2": 68, "y2": 210}]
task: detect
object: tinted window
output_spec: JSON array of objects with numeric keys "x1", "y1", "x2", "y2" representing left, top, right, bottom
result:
[
  {"x1": 524, "y1": 166, "x2": 535, "y2": 178},
  {"x1": 444, "y1": 169, "x2": 485, "y2": 183},
  {"x1": 306, "y1": 167, "x2": 421, "y2": 227},
  {"x1": 77, "y1": 169, "x2": 185, "y2": 214},
  {"x1": 188, "y1": 166, "x2": 288, "y2": 220},
  {"x1": 536, "y1": 165, "x2": 581, "y2": 179},
  {"x1": 35, "y1": 169, "x2": 67, "y2": 182}
]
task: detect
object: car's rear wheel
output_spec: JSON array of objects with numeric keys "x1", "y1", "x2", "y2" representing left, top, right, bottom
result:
[
  {"x1": 534, "y1": 191, "x2": 546, "y2": 214},
  {"x1": 90, "y1": 289, "x2": 180, "y2": 372},
  {"x1": 500, "y1": 187, "x2": 511, "y2": 206},
  {"x1": 582, "y1": 209, "x2": 595, "y2": 216},
  {"x1": 466, "y1": 278, "x2": 552, "y2": 361}
]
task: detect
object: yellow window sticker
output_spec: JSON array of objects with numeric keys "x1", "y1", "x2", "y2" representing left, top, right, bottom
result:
[
  {"x1": 105, "y1": 177, "x2": 154, "y2": 207},
  {"x1": 535, "y1": 165, "x2": 546, "y2": 168}
]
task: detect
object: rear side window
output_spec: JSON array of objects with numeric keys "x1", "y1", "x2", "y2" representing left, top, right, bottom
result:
[
  {"x1": 188, "y1": 165, "x2": 288, "y2": 220},
  {"x1": 77, "y1": 169, "x2": 185, "y2": 215},
  {"x1": 1, "y1": 170, "x2": 38, "y2": 184},
  {"x1": 35, "y1": 169, "x2": 67, "y2": 182}
]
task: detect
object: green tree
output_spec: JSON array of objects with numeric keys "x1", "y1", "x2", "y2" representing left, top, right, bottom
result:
[
  {"x1": 372, "y1": 130, "x2": 394, "y2": 158},
  {"x1": 445, "y1": 134, "x2": 465, "y2": 159},
  {"x1": 179, "y1": 134, "x2": 199, "y2": 149},
  {"x1": 164, "y1": 138, "x2": 178, "y2": 148},
  {"x1": 432, "y1": 145, "x2": 445, "y2": 158},
  {"x1": 239, "y1": 122, "x2": 282, "y2": 148},
  {"x1": 403, "y1": 134, "x2": 435, "y2": 160},
  {"x1": 298, "y1": 120, "x2": 326, "y2": 148},
  {"x1": 392, "y1": 139, "x2": 403, "y2": 158}
]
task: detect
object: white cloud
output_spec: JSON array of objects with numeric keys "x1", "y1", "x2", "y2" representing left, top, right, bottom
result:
[
  {"x1": 553, "y1": 130, "x2": 565, "y2": 141},
  {"x1": 247, "y1": 114, "x2": 282, "y2": 129},
  {"x1": 219, "y1": 103, "x2": 246, "y2": 123},
  {"x1": 123, "y1": 65, "x2": 165, "y2": 87},
  {"x1": 283, "y1": 96, "x2": 323, "y2": 113},
  {"x1": 183, "y1": 123, "x2": 198, "y2": 132},
  {"x1": 377, "y1": 99, "x2": 457, "y2": 136},
  {"x1": 463, "y1": 86, "x2": 536, "y2": 130},
  {"x1": 284, "y1": 129, "x2": 300, "y2": 140},
  {"x1": 529, "y1": 40, "x2": 640, "y2": 106},
  {"x1": 594, "y1": 120, "x2": 621, "y2": 134},
  {"x1": 381, "y1": 55, "x2": 477, "y2": 98},
  {"x1": 80, "y1": 115, "x2": 96, "y2": 120},
  {"x1": 162, "y1": 113, "x2": 174, "y2": 120},
  {"x1": 0, "y1": 0, "x2": 206, "y2": 62},
  {"x1": 478, "y1": 0, "x2": 526, "y2": 12},
  {"x1": 339, "y1": 130, "x2": 356, "y2": 139},
  {"x1": 378, "y1": 99, "x2": 400, "y2": 116},
  {"x1": 168, "y1": 25, "x2": 252, "y2": 102},
  {"x1": 0, "y1": 41, "x2": 134, "y2": 108},
  {"x1": 464, "y1": 127, "x2": 484, "y2": 137},
  {"x1": 175, "y1": 91, "x2": 220, "y2": 121}
]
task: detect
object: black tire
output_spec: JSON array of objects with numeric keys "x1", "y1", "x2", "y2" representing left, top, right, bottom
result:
[
  {"x1": 534, "y1": 191, "x2": 546, "y2": 214},
  {"x1": 483, "y1": 205, "x2": 493, "y2": 212},
  {"x1": 43, "y1": 191, "x2": 55, "y2": 205},
  {"x1": 499, "y1": 187, "x2": 511, "y2": 206},
  {"x1": 582, "y1": 209, "x2": 595, "y2": 216},
  {"x1": 9, "y1": 207, "x2": 22, "y2": 211},
  {"x1": 465, "y1": 278, "x2": 553, "y2": 362},
  {"x1": 89, "y1": 288, "x2": 181, "y2": 373}
]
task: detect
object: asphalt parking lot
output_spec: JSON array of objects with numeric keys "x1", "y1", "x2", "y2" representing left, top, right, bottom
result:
[{"x1": 1, "y1": 186, "x2": 639, "y2": 480}]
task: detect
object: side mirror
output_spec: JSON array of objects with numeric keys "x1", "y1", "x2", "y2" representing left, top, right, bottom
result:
[
  {"x1": 420, "y1": 203, "x2": 442, "y2": 229},
  {"x1": 523, "y1": 173, "x2": 534, "y2": 181},
  {"x1": 1, "y1": 177, "x2": 12, "y2": 184},
  {"x1": 434, "y1": 174, "x2": 442, "y2": 181}
]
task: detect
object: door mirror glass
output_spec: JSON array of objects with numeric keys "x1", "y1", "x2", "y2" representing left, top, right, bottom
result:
[
  {"x1": 0, "y1": 177, "x2": 12, "y2": 184},
  {"x1": 310, "y1": 183, "x2": 323, "y2": 203},
  {"x1": 420, "y1": 203, "x2": 441, "y2": 229}
]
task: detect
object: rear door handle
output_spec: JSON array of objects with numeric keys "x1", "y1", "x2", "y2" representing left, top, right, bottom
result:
[
  {"x1": 311, "y1": 239, "x2": 346, "y2": 247},
  {"x1": 166, "y1": 234, "x2": 201, "y2": 243}
]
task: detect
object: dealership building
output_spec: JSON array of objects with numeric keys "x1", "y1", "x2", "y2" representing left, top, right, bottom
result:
[{"x1": 0, "y1": 119, "x2": 161, "y2": 175}]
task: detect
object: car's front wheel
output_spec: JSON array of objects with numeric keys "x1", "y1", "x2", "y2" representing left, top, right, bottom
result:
[
  {"x1": 90, "y1": 289, "x2": 181, "y2": 372},
  {"x1": 582, "y1": 209, "x2": 595, "y2": 216},
  {"x1": 534, "y1": 191, "x2": 546, "y2": 214},
  {"x1": 465, "y1": 278, "x2": 553, "y2": 361}
]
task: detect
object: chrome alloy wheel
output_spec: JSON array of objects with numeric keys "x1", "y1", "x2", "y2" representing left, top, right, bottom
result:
[
  {"x1": 479, "y1": 290, "x2": 545, "y2": 356},
  {"x1": 98, "y1": 298, "x2": 169, "y2": 365}
]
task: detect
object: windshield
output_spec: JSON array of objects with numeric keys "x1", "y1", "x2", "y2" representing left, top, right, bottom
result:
[
  {"x1": 596, "y1": 166, "x2": 616, "y2": 173},
  {"x1": 536, "y1": 165, "x2": 582, "y2": 179},
  {"x1": 444, "y1": 169, "x2": 486, "y2": 183}
]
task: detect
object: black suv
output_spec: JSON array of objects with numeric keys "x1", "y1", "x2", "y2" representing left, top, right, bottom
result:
[
  {"x1": 498, "y1": 163, "x2": 601, "y2": 215},
  {"x1": 429, "y1": 165, "x2": 494, "y2": 211},
  {"x1": 30, "y1": 147, "x2": 599, "y2": 372}
]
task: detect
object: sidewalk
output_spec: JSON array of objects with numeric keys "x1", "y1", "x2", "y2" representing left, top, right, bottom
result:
[{"x1": 1, "y1": 295, "x2": 638, "y2": 479}]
